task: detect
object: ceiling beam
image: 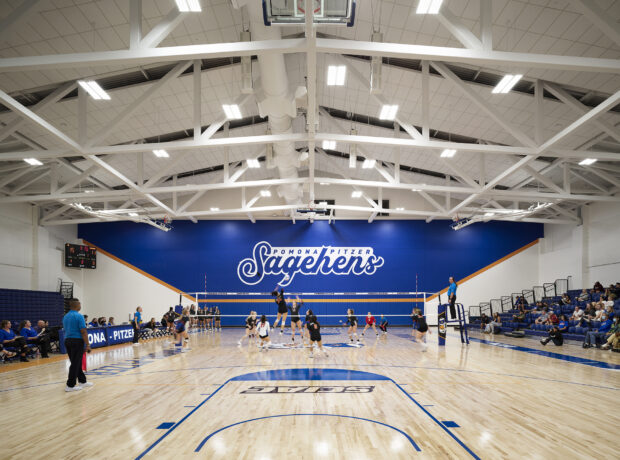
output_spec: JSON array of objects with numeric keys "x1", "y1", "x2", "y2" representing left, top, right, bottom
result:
[
  {"x1": 569, "y1": 0, "x2": 620, "y2": 48},
  {"x1": 139, "y1": 7, "x2": 187, "y2": 49},
  {"x1": 437, "y1": 6, "x2": 482, "y2": 49},
  {"x1": 0, "y1": 0, "x2": 41, "y2": 42}
]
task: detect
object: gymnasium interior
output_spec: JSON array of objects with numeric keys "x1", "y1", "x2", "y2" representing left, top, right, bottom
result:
[{"x1": 0, "y1": 1, "x2": 619, "y2": 459}]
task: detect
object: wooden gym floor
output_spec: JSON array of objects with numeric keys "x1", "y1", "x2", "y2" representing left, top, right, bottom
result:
[{"x1": 0, "y1": 327, "x2": 618, "y2": 460}]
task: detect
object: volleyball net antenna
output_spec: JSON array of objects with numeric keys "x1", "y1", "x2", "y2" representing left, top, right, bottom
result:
[{"x1": 179, "y1": 291, "x2": 436, "y2": 326}]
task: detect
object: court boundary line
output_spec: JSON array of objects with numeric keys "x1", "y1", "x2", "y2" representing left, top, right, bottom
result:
[
  {"x1": 194, "y1": 413, "x2": 421, "y2": 452},
  {"x1": 134, "y1": 367, "x2": 478, "y2": 460}
]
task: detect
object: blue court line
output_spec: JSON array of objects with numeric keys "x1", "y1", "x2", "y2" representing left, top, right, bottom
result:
[
  {"x1": 156, "y1": 422, "x2": 174, "y2": 430},
  {"x1": 443, "y1": 421, "x2": 460, "y2": 428},
  {"x1": 391, "y1": 380, "x2": 480, "y2": 460},
  {"x1": 134, "y1": 379, "x2": 231, "y2": 460},
  {"x1": 194, "y1": 413, "x2": 421, "y2": 452},
  {"x1": 468, "y1": 337, "x2": 620, "y2": 370},
  {"x1": 135, "y1": 368, "x2": 476, "y2": 459}
]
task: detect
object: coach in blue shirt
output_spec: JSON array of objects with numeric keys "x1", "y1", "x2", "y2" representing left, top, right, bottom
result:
[
  {"x1": 447, "y1": 276, "x2": 458, "y2": 319},
  {"x1": 62, "y1": 299, "x2": 92, "y2": 392}
]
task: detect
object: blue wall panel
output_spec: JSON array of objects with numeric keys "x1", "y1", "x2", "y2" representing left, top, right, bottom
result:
[{"x1": 78, "y1": 220, "x2": 541, "y2": 296}]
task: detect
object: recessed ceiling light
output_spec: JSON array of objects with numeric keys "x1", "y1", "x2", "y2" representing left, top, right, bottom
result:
[
  {"x1": 175, "y1": 0, "x2": 201, "y2": 12},
  {"x1": 351, "y1": 190, "x2": 363, "y2": 198},
  {"x1": 578, "y1": 158, "x2": 597, "y2": 166},
  {"x1": 492, "y1": 74, "x2": 522, "y2": 94},
  {"x1": 210, "y1": 207, "x2": 220, "y2": 211},
  {"x1": 246, "y1": 159, "x2": 260, "y2": 168},
  {"x1": 222, "y1": 104, "x2": 242, "y2": 119},
  {"x1": 326, "y1": 65, "x2": 346, "y2": 86},
  {"x1": 24, "y1": 158, "x2": 43, "y2": 166},
  {"x1": 440, "y1": 149, "x2": 457, "y2": 158},
  {"x1": 78, "y1": 80, "x2": 110, "y2": 100},
  {"x1": 362, "y1": 159, "x2": 376, "y2": 169},
  {"x1": 416, "y1": 0, "x2": 443, "y2": 14},
  {"x1": 260, "y1": 190, "x2": 271, "y2": 197},
  {"x1": 379, "y1": 104, "x2": 398, "y2": 120},
  {"x1": 322, "y1": 140, "x2": 336, "y2": 150},
  {"x1": 152, "y1": 149, "x2": 169, "y2": 158}
]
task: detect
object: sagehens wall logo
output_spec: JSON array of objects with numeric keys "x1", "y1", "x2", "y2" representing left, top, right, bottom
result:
[{"x1": 237, "y1": 241, "x2": 385, "y2": 286}]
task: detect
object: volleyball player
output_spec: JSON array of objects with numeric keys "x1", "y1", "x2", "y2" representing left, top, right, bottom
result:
[
  {"x1": 411, "y1": 308, "x2": 430, "y2": 351},
  {"x1": 256, "y1": 314, "x2": 271, "y2": 351},
  {"x1": 198, "y1": 305, "x2": 206, "y2": 329},
  {"x1": 288, "y1": 296, "x2": 303, "y2": 344},
  {"x1": 238, "y1": 311, "x2": 257, "y2": 346},
  {"x1": 189, "y1": 304, "x2": 196, "y2": 327},
  {"x1": 379, "y1": 314, "x2": 388, "y2": 335},
  {"x1": 346, "y1": 308, "x2": 359, "y2": 342},
  {"x1": 410, "y1": 307, "x2": 418, "y2": 337},
  {"x1": 174, "y1": 307, "x2": 191, "y2": 352},
  {"x1": 205, "y1": 305, "x2": 213, "y2": 331},
  {"x1": 303, "y1": 308, "x2": 314, "y2": 345},
  {"x1": 271, "y1": 286, "x2": 288, "y2": 335},
  {"x1": 308, "y1": 315, "x2": 328, "y2": 358},
  {"x1": 361, "y1": 311, "x2": 379, "y2": 337},
  {"x1": 213, "y1": 306, "x2": 221, "y2": 332}
]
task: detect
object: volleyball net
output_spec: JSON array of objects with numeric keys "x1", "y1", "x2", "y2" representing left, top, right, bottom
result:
[{"x1": 179, "y1": 291, "x2": 436, "y2": 326}]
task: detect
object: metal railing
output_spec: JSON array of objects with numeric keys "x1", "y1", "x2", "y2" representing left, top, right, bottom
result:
[
  {"x1": 501, "y1": 296, "x2": 513, "y2": 311},
  {"x1": 468, "y1": 305, "x2": 481, "y2": 319},
  {"x1": 533, "y1": 286, "x2": 544, "y2": 303},
  {"x1": 543, "y1": 283, "x2": 556, "y2": 298},
  {"x1": 555, "y1": 278, "x2": 568, "y2": 295},
  {"x1": 522, "y1": 289, "x2": 534, "y2": 305},
  {"x1": 490, "y1": 299, "x2": 501, "y2": 315}
]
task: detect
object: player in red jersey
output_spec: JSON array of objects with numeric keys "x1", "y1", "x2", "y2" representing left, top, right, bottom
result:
[{"x1": 361, "y1": 312, "x2": 379, "y2": 337}]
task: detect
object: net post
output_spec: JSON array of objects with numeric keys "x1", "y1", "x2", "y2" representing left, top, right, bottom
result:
[{"x1": 438, "y1": 303, "x2": 446, "y2": 346}]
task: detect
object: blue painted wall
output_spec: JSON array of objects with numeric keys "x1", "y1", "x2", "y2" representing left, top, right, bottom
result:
[{"x1": 78, "y1": 220, "x2": 541, "y2": 325}]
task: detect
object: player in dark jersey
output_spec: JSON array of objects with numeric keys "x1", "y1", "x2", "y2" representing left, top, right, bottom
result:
[
  {"x1": 411, "y1": 308, "x2": 430, "y2": 352},
  {"x1": 346, "y1": 308, "x2": 359, "y2": 342},
  {"x1": 213, "y1": 306, "x2": 221, "y2": 332},
  {"x1": 288, "y1": 296, "x2": 303, "y2": 344},
  {"x1": 238, "y1": 311, "x2": 257, "y2": 346},
  {"x1": 303, "y1": 309, "x2": 314, "y2": 344},
  {"x1": 307, "y1": 315, "x2": 328, "y2": 358},
  {"x1": 271, "y1": 286, "x2": 288, "y2": 335},
  {"x1": 205, "y1": 306, "x2": 213, "y2": 331},
  {"x1": 173, "y1": 307, "x2": 191, "y2": 352},
  {"x1": 410, "y1": 307, "x2": 418, "y2": 337}
]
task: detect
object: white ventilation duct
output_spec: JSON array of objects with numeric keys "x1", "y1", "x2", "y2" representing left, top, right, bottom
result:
[{"x1": 233, "y1": 0, "x2": 303, "y2": 204}]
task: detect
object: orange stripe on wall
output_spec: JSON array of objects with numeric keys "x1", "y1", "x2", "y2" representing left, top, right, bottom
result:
[
  {"x1": 82, "y1": 239, "x2": 197, "y2": 302},
  {"x1": 426, "y1": 238, "x2": 540, "y2": 301}
]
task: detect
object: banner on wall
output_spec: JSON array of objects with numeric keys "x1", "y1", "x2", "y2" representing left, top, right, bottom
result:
[{"x1": 237, "y1": 241, "x2": 385, "y2": 286}]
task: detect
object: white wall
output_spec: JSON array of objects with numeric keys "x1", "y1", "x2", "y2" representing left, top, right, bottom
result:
[
  {"x1": 81, "y1": 247, "x2": 193, "y2": 324},
  {"x1": 424, "y1": 241, "x2": 541, "y2": 324},
  {"x1": 539, "y1": 202, "x2": 620, "y2": 289},
  {"x1": 0, "y1": 203, "x2": 83, "y2": 297}
]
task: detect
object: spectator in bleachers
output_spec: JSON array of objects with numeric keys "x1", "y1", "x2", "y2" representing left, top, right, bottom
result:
[
  {"x1": 108, "y1": 317, "x2": 115, "y2": 326},
  {"x1": 560, "y1": 293, "x2": 571, "y2": 305},
  {"x1": 546, "y1": 311, "x2": 559, "y2": 325},
  {"x1": 512, "y1": 306, "x2": 526, "y2": 323},
  {"x1": 479, "y1": 313, "x2": 490, "y2": 332},
  {"x1": 83, "y1": 315, "x2": 89, "y2": 326},
  {"x1": 485, "y1": 312, "x2": 501, "y2": 334},
  {"x1": 593, "y1": 281, "x2": 604, "y2": 293},
  {"x1": 89, "y1": 318, "x2": 100, "y2": 328},
  {"x1": 535, "y1": 308, "x2": 550, "y2": 325},
  {"x1": 0, "y1": 320, "x2": 29, "y2": 362},
  {"x1": 570, "y1": 306, "x2": 584, "y2": 323},
  {"x1": 577, "y1": 289, "x2": 589, "y2": 302},
  {"x1": 97, "y1": 317, "x2": 106, "y2": 326},
  {"x1": 601, "y1": 317, "x2": 620, "y2": 350},
  {"x1": 540, "y1": 325, "x2": 563, "y2": 346},
  {"x1": 583, "y1": 317, "x2": 613, "y2": 348},
  {"x1": 19, "y1": 320, "x2": 50, "y2": 358},
  {"x1": 579, "y1": 304, "x2": 597, "y2": 327},
  {"x1": 557, "y1": 315, "x2": 569, "y2": 333}
]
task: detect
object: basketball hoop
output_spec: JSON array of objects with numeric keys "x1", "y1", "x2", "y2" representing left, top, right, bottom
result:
[{"x1": 297, "y1": 0, "x2": 321, "y2": 14}]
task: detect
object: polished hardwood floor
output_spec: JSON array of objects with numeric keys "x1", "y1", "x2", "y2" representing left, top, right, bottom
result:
[{"x1": 0, "y1": 326, "x2": 618, "y2": 460}]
